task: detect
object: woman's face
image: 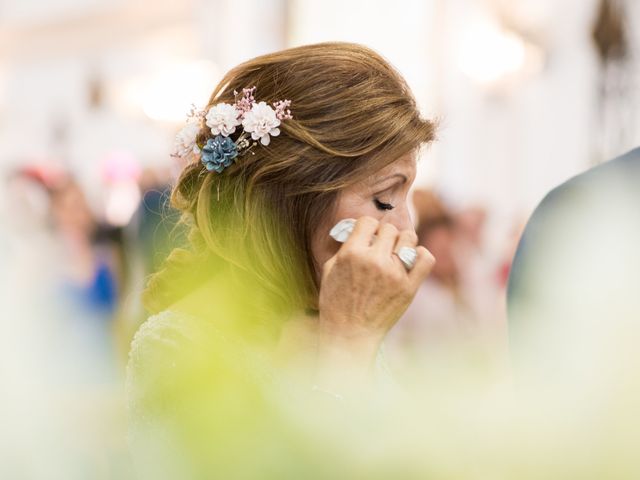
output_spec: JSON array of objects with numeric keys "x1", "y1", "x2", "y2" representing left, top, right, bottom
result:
[{"x1": 311, "y1": 152, "x2": 418, "y2": 280}]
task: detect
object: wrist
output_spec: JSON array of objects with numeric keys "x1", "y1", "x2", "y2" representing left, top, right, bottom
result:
[{"x1": 317, "y1": 313, "x2": 385, "y2": 355}]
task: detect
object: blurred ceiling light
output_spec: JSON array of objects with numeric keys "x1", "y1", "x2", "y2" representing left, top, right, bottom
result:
[
  {"x1": 123, "y1": 60, "x2": 219, "y2": 123},
  {"x1": 457, "y1": 19, "x2": 543, "y2": 85}
]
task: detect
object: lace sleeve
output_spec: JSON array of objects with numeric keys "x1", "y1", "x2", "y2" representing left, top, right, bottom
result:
[
  {"x1": 125, "y1": 310, "x2": 280, "y2": 478},
  {"x1": 125, "y1": 311, "x2": 201, "y2": 478},
  {"x1": 126, "y1": 311, "x2": 190, "y2": 433}
]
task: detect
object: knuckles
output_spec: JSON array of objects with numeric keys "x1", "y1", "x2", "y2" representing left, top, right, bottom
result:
[
  {"x1": 378, "y1": 222, "x2": 399, "y2": 236},
  {"x1": 334, "y1": 245, "x2": 410, "y2": 285}
]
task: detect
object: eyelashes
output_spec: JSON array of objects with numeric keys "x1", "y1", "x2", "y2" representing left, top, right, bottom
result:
[{"x1": 374, "y1": 198, "x2": 394, "y2": 211}]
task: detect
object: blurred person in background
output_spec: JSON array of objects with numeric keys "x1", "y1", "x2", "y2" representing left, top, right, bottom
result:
[
  {"x1": 508, "y1": 147, "x2": 640, "y2": 374},
  {"x1": 6, "y1": 167, "x2": 123, "y2": 317},
  {"x1": 113, "y1": 166, "x2": 185, "y2": 361},
  {"x1": 49, "y1": 176, "x2": 121, "y2": 318},
  {"x1": 389, "y1": 191, "x2": 464, "y2": 347},
  {"x1": 134, "y1": 167, "x2": 183, "y2": 277},
  {"x1": 504, "y1": 147, "x2": 640, "y2": 478},
  {"x1": 3, "y1": 166, "x2": 63, "y2": 320},
  {"x1": 1, "y1": 166, "x2": 127, "y2": 479},
  {"x1": 386, "y1": 190, "x2": 508, "y2": 379},
  {"x1": 3, "y1": 167, "x2": 122, "y2": 379}
]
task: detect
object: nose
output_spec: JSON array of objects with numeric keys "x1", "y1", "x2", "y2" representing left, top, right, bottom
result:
[{"x1": 390, "y1": 204, "x2": 414, "y2": 232}]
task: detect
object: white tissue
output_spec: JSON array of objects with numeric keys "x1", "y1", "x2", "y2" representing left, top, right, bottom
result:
[{"x1": 329, "y1": 218, "x2": 356, "y2": 243}]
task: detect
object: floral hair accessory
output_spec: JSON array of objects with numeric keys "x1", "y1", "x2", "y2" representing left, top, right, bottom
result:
[
  {"x1": 171, "y1": 87, "x2": 293, "y2": 174},
  {"x1": 171, "y1": 105, "x2": 204, "y2": 159},
  {"x1": 242, "y1": 102, "x2": 281, "y2": 146},
  {"x1": 205, "y1": 103, "x2": 241, "y2": 137},
  {"x1": 201, "y1": 136, "x2": 238, "y2": 173}
]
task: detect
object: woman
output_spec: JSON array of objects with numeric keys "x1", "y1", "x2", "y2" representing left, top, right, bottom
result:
[{"x1": 127, "y1": 42, "x2": 436, "y2": 478}]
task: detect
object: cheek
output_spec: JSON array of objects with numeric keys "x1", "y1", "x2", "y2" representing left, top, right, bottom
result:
[
  {"x1": 333, "y1": 194, "x2": 380, "y2": 223},
  {"x1": 310, "y1": 227, "x2": 334, "y2": 279}
]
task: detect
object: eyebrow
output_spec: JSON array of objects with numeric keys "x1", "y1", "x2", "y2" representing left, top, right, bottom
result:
[{"x1": 372, "y1": 173, "x2": 408, "y2": 186}]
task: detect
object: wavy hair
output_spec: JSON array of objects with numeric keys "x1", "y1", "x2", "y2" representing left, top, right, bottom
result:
[{"x1": 143, "y1": 42, "x2": 436, "y2": 335}]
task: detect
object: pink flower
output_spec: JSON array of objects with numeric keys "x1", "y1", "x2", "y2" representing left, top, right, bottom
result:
[
  {"x1": 273, "y1": 100, "x2": 293, "y2": 121},
  {"x1": 234, "y1": 87, "x2": 256, "y2": 119}
]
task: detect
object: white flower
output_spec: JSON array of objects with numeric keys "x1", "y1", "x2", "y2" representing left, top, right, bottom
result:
[
  {"x1": 241, "y1": 101, "x2": 281, "y2": 146},
  {"x1": 172, "y1": 122, "x2": 201, "y2": 158},
  {"x1": 205, "y1": 103, "x2": 241, "y2": 137}
]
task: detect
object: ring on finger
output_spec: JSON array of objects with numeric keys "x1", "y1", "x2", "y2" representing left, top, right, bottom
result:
[{"x1": 394, "y1": 246, "x2": 417, "y2": 271}]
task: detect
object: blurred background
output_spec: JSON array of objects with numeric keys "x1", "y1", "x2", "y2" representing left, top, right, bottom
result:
[{"x1": 1, "y1": 0, "x2": 639, "y2": 478}]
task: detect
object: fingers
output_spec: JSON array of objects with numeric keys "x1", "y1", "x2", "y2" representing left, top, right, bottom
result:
[
  {"x1": 343, "y1": 216, "x2": 378, "y2": 248},
  {"x1": 408, "y1": 246, "x2": 436, "y2": 284},
  {"x1": 372, "y1": 222, "x2": 399, "y2": 253},
  {"x1": 393, "y1": 229, "x2": 418, "y2": 253},
  {"x1": 387, "y1": 228, "x2": 417, "y2": 270},
  {"x1": 338, "y1": 218, "x2": 426, "y2": 279}
]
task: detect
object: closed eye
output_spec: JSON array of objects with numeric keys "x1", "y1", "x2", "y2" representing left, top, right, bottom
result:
[{"x1": 374, "y1": 198, "x2": 394, "y2": 211}]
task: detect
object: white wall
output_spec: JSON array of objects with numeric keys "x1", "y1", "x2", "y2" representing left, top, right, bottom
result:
[
  {"x1": 0, "y1": 0, "x2": 639, "y2": 221},
  {"x1": 289, "y1": 0, "x2": 640, "y2": 222}
]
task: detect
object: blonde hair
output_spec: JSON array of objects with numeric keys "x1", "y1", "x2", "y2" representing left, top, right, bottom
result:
[{"x1": 144, "y1": 42, "x2": 436, "y2": 333}]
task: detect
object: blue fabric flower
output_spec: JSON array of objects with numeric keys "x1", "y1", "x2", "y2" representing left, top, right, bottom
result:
[{"x1": 200, "y1": 135, "x2": 238, "y2": 173}]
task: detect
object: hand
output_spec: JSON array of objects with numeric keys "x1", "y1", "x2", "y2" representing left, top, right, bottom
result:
[{"x1": 318, "y1": 216, "x2": 435, "y2": 351}]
